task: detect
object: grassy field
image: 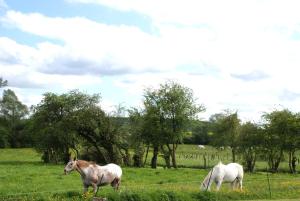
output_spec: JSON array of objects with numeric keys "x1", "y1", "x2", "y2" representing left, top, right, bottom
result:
[
  {"x1": 1, "y1": 147, "x2": 300, "y2": 201},
  {"x1": 144, "y1": 145, "x2": 300, "y2": 172}
]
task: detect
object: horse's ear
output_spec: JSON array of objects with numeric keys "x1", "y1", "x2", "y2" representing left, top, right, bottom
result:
[
  {"x1": 73, "y1": 157, "x2": 77, "y2": 161},
  {"x1": 68, "y1": 152, "x2": 73, "y2": 161}
]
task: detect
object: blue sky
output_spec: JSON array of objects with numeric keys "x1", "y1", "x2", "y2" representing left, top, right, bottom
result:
[{"x1": 1, "y1": 0, "x2": 300, "y2": 121}]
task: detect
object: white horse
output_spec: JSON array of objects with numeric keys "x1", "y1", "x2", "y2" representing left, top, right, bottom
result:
[
  {"x1": 64, "y1": 159, "x2": 122, "y2": 195},
  {"x1": 200, "y1": 162, "x2": 243, "y2": 191}
]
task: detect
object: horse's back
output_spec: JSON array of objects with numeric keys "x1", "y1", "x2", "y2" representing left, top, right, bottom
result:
[
  {"x1": 219, "y1": 163, "x2": 243, "y2": 182},
  {"x1": 227, "y1": 163, "x2": 243, "y2": 178},
  {"x1": 101, "y1": 163, "x2": 122, "y2": 178}
]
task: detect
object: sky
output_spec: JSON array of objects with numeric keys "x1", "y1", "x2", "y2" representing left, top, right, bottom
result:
[{"x1": 1, "y1": 0, "x2": 300, "y2": 122}]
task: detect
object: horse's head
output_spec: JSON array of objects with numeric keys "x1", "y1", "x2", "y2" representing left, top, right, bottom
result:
[
  {"x1": 200, "y1": 181, "x2": 207, "y2": 191},
  {"x1": 64, "y1": 159, "x2": 77, "y2": 175},
  {"x1": 200, "y1": 169, "x2": 213, "y2": 191}
]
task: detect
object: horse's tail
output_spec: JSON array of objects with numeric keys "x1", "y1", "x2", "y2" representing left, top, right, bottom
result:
[{"x1": 237, "y1": 164, "x2": 244, "y2": 180}]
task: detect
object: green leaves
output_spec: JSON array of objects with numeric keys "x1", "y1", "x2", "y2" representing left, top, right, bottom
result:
[
  {"x1": 142, "y1": 81, "x2": 204, "y2": 168},
  {"x1": 0, "y1": 89, "x2": 28, "y2": 148},
  {"x1": 0, "y1": 77, "x2": 7, "y2": 88}
]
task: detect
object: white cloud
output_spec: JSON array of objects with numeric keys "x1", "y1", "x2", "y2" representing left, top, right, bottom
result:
[
  {"x1": 2, "y1": 1, "x2": 300, "y2": 121},
  {"x1": 66, "y1": 0, "x2": 300, "y2": 28},
  {"x1": 0, "y1": 0, "x2": 7, "y2": 9}
]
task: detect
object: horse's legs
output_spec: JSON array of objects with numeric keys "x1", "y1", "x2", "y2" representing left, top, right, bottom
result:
[
  {"x1": 239, "y1": 179, "x2": 243, "y2": 190},
  {"x1": 111, "y1": 178, "x2": 121, "y2": 191},
  {"x1": 116, "y1": 178, "x2": 121, "y2": 190},
  {"x1": 230, "y1": 181, "x2": 235, "y2": 190},
  {"x1": 83, "y1": 184, "x2": 89, "y2": 197},
  {"x1": 92, "y1": 183, "x2": 98, "y2": 195}
]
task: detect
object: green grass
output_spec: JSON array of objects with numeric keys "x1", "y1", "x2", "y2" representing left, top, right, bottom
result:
[{"x1": 1, "y1": 146, "x2": 300, "y2": 201}]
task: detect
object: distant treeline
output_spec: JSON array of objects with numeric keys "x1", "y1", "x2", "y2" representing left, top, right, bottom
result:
[{"x1": 1, "y1": 77, "x2": 300, "y2": 174}]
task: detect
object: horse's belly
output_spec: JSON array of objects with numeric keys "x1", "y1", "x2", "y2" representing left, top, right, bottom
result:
[{"x1": 223, "y1": 172, "x2": 238, "y2": 182}]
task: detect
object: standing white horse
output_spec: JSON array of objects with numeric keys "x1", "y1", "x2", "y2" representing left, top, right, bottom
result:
[
  {"x1": 64, "y1": 159, "x2": 122, "y2": 195},
  {"x1": 200, "y1": 162, "x2": 243, "y2": 191}
]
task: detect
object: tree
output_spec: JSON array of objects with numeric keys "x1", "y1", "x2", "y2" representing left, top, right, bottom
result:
[
  {"x1": 209, "y1": 111, "x2": 240, "y2": 162},
  {"x1": 143, "y1": 81, "x2": 204, "y2": 168},
  {"x1": 128, "y1": 107, "x2": 145, "y2": 167},
  {"x1": 0, "y1": 77, "x2": 7, "y2": 88},
  {"x1": 262, "y1": 109, "x2": 298, "y2": 172},
  {"x1": 286, "y1": 113, "x2": 300, "y2": 173},
  {"x1": 238, "y1": 122, "x2": 262, "y2": 172},
  {"x1": 142, "y1": 90, "x2": 166, "y2": 168},
  {"x1": 0, "y1": 89, "x2": 28, "y2": 147},
  {"x1": 30, "y1": 91, "x2": 86, "y2": 163},
  {"x1": 31, "y1": 90, "x2": 131, "y2": 165}
]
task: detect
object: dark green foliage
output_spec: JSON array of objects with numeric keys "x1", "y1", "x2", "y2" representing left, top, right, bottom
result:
[
  {"x1": 30, "y1": 90, "x2": 131, "y2": 164},
  {"x1": 238, "y1": 122, "x2": 263, "y2": 172},
  {"x1": 142, "y1": 81, "x2": 205, "y2": 168},
  {"x1": 0, "y1": 77, "x2": 7, "y2": 88},
  {"x1": 0, "y1": 125, "x2": 9, "y2": 148},
  {"x1": 0, "y1": 89, "x2": 29, "y2": 148},
  {"x1": 262, "y1": 109, "x2": 300, "y2": 172},
  {"x1": 193, "y1": 191, "x2": 217, "y2": 201},
  {"x1": 209, "y1": 112, "x2": 240, "y2": 162},
  {"x1": 184, "y1": 120, "x2": 211, "y2": 145}
]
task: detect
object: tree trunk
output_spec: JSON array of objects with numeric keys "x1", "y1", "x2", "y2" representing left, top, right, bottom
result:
[
  {"x1": 63, "y1": 147, "x2": 71, "y2": 164},
  {"x1": 292, "y1": 156, "x2": 297, "y2": 174},
  {"x1": 288, "y1": 150, "x2": 297, "y2": 174},
  {"x1": 269, "y1": 149, "x2": 283, "y2": 172},
  {"x1": 122, "y1": 149, "x2": 131, "y2": 166},
  {"x1": 171, "y1": 143, "x2": 177, "y2": 168},
  {"x1": 161, "y1": 145, "x2": 171, "y2": 168},
  {"x1": 203, "y1": 154, "x2": 207, "y2": 169},
  {"x1": 232, "y1": 148, "x2": 236, "y2": 163},
  {"x1": 143, "y1": 145, "x2": 150, "y2": 166},
  {"x1": 151, "y1": 146, "x2": 159, "y2": 168},
  {"x1": 250, "y1": 154, "x2": 256, "y2": 173}
]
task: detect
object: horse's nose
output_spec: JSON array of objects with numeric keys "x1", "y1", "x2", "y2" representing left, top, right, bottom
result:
[{"x1": 64, "y1": 169, "x2": 67, "y2": 175}]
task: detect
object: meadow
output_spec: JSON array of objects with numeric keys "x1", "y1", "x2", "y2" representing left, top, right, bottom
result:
[{"x1": 1, "y1": 146, "x2": 300, "y2": 201}]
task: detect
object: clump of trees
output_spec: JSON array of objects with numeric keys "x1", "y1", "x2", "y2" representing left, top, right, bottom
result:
[
  {"x1": 29, "y1": 90, "x2": 130, "y2": 164},
  {"x1": 208, "y1": 109, "x2": 300, "y2": 173},
  {"x1": 129, "y1": 81, "x2": 204, "y2": 168},
  {"x1": 2, "y1": 76, "x2": 300, "y2": 174}
]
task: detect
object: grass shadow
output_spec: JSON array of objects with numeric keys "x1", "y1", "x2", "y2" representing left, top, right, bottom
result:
[{"x1": 0, "y1": 161, "x2": 43, "y2": 166}]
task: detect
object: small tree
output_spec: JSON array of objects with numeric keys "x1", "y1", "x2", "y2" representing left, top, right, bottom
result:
[
  {"x1": 210, "y1": 111, "x2": 240, "y2": 162},
  {"x1": 128, "y1": 108, "x2": 145, "y2": 167},
  {"x1": 238, "y1": 122, "x2": 262, "y2": 172},
  {"x1": 143, "y1": 91, "x2": 165, "y2": 168},
  {"x1": 30, "y1": 91, "x2": 86, "y2": 163},
  {"x1": 262, "y1": 109, "x2": 296, "y2": 172},
  {"x1": 0, "y1": 89, "x2": 28, "y2": 147},
  {"x1": 143, "y1": 81, "x2": 204, "y2": 168}
]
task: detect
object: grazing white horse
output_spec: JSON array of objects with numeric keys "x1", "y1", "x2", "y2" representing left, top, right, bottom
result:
[
  {"x1": 198, "y1": 145, "x2": 205, "y2": 149},
  {"x1": 200, "y1": 162, "x2": 243, "y2": 191},
  {"x1": 64, "y1": 159, "x2": 122, "y2": 195}
]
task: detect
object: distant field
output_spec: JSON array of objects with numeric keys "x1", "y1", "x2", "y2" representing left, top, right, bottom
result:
[
  {"x1": 144, "y1": 144, "x2": 299, "y2": 172},
  {"x1": 1, "y1": 146, "x2": 300, "y2": 201}
]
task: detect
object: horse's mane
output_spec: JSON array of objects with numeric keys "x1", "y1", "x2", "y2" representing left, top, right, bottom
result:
[
  {"x1": 202, "y1": 169, "x2": 213, "y2": 186},
  {"x1": 76, "y1": 160, "x2": 97, "y2": 168},
  {"x1": 203, "y1": 162, "x2": 222, "y2": 187}
]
